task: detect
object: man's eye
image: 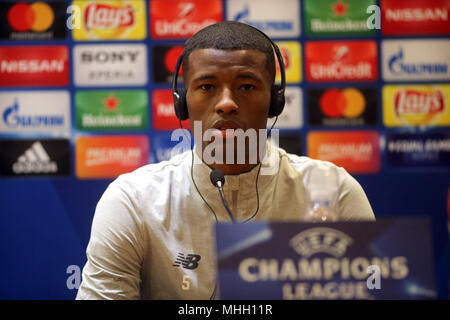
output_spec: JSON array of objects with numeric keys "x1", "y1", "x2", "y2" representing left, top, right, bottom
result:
[
  {"x1": 199, "y1": 84, "x2": 213, "y2": 91},
  {"x1": 241, "y1": 84, "x2": 256, "y2": 91}
]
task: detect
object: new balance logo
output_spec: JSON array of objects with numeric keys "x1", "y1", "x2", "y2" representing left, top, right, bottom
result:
[
  {"x1": 12, "y1": 141, "x2": 57, "y2": 174},
  {"x1": 172, "y1": 253, "x2": 201, "y2": 270}
]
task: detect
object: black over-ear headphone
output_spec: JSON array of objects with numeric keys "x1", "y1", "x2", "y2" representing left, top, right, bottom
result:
[{"x1": 172, "y1": 25, "x2": 286, "y2": 121}]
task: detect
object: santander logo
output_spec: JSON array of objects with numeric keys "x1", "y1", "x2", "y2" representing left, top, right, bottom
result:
[{"x1": 84, "y1": 3, "x2": 135, "y2": 31}]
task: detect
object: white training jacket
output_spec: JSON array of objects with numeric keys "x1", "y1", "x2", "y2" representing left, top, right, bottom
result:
[{"x1": 76, "y1": 143, "x2": 375, "y2": 300}]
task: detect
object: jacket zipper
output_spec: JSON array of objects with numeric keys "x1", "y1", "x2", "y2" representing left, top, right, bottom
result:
[{"x1": 232, "y1": 190, "x2": 238, "y2": 218}]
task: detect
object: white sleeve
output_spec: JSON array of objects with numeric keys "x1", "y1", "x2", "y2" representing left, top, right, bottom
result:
[
  {"x1": 336, "y1": 167, "x2": 376, "y2": 222},
  {"x1": 76, "y1": 178, "x2": 145, "y2": 300}
]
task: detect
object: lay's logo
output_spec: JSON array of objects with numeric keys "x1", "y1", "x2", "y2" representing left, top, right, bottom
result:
[
  {"x1": 84, "y1": 3, "x2": 135, "y2": 31},
  {"x1": 72, "y1": 0, "x2": 146, "y2": 40},
  {"x1": 395, "y1": 89, "x2": 444, "y2": 117},
  {"x1": 383, "y1": 85, "x2": 450, "y2": 127}
]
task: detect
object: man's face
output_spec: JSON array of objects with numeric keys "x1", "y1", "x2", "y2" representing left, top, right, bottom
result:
[{"x1": 184, "y1": 48, "x2": 272, "y2": 175}]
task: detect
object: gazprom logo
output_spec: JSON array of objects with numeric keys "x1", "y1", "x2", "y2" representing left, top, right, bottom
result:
[
  {"x1": 2, "y1": 98, "x2": 65, "y2": 129},
  {"x1": 388, "y1": 47, "x2": 448, "y2": 76},
  {"x1": 233, "y1": 4, "x2": 293, "y2": 32},
  {"x1": 289, "y1": 227, "x2": 354, "y2": 258}
]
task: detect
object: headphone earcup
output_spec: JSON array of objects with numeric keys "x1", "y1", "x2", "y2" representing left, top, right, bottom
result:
[
  {"x1": 173, "y1": 88, "x2": 189, "y2": 121},
  {"x1": 269, "y1": 85, "x2": 285, "y2": 117}
]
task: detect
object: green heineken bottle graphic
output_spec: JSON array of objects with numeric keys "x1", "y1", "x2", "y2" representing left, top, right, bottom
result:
[
  {"x1": 304, "y1": 0, "x2": 376, "y2": 36},
  {"x1": 75, "y1": 90, "x2": 148, "y2": 131}
]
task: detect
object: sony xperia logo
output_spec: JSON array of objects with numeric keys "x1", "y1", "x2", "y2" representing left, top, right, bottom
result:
[{"x1": 80, "y1": 51, "x2": 140, "y2": 64}]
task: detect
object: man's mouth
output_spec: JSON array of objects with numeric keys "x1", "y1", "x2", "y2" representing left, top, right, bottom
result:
[{"x1": 210, "y1": 120, "x2": 242, "y2": 139}]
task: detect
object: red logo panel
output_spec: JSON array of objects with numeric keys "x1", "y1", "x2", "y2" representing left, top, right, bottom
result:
[
  {"x1": 150, "y1": 0, "x2": 223, "y2": 39},
  {"x1": 0, "y1": 46, "x2": 69, "y2": 87},
  {"x1": 305, "y1": 41, "x2": 378, "y2": 82},
  {"x1": 382, "y1": 0, "x2": 450, "y2": 35},
  {"x1": 307, "y1": 131, "x2": 380, "y2": 174},
  {"x1": 152, "y1": 89, "x2": 190, "y2": 130}
]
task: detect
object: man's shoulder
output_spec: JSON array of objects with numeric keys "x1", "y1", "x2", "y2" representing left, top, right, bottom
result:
[
  {"x1": 276, "y1": 146, "x2": 341, "y2": 174},
  {"x1": 111, "y1": 150, "x2": 191, "y2": 191}
]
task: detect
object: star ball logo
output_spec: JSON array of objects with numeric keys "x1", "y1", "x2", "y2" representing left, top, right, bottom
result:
[{"x1": 289, "y1": 227, "x2": 354, "y2": 258}]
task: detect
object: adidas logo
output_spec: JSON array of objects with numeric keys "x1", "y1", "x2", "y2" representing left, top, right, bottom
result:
[{"x1": 12, "y1": 141, "x2": 58, "y2": 174}]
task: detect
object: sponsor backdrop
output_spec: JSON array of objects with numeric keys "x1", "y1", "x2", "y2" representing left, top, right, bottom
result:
[{"x1": 0, "y1": 0, "x2": 449, "y2": 299}]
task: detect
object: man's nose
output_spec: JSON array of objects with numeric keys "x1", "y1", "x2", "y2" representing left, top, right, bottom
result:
[{"x1": 215, "y1": 88, "x2": 238, "y2": 115}]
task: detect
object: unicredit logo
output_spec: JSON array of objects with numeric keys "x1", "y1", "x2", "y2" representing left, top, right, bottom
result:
[
  {"x1": 84, "y1": 3, "x2": 135, "y2": 31},
  {"x1": 8, "y1": 2, "x2": 54, "y2": 32},
  {"x1": 151, "y1": 0, "x2": 222, "y2": 39},
  {"x1": 154, "y1": 14, "x2": 216, "y2": 37},
  {"x1": 158, "y1": 1, "x2": 215, "y2": 36},
  {"x1": 388, "y1": 48, "x2": 448, "y2": 75},
  {"x1": 306, "y1": 41, "x2": 377, "y2": 82},
  {"x1": 311, "y1": 45, "x2": 372, "y2": 80}
]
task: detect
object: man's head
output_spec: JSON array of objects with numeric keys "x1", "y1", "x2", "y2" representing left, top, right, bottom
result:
[
  {"x1": 181, "y1": 21, "x2": 276, "y2": 85},
  {"x1": 179, "y1": 21, "x2": 281, "y2": 175}
]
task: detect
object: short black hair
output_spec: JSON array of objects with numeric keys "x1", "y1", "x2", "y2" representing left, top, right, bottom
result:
[{"x1": 181, "y1": 21, "x2": 276, "y2": 84}]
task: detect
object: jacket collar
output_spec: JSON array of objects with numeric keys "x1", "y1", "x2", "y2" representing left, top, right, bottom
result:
[{"x1": 191, "y1": 141, "x2": 279, "y2": 202}]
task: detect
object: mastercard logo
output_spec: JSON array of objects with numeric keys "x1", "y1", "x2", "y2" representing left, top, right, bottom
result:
[
  {"x1": 8, "y1": 2, "x2": 54, "y2": 32},
  {"x1": 164, "y1": 46, "x2": 184, "y2": 75},
  {"x1": 319, "y1": 88, "x2": 366, "y2": 118}
]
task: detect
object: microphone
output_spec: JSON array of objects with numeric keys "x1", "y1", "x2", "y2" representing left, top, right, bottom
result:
[{"x1": 210, "y1": 170, "x2": 235, "y2": 222}]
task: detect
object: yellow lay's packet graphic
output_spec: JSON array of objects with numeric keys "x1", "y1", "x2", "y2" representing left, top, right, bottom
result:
[
  {"x1": 383, "y1": 84, "x2": 450, "y2": 127},
  {"x1": 275, "y1": 41, "x2": 302, "y2": 84},
  {"x1": 72, "y1": 0, "x2": 146, "y2": 40}
]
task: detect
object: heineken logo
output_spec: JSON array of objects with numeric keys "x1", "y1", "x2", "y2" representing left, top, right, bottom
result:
[
  {"x1": 75, "y1": 90, "x2": 148, "y2": 131},
  {"x1": 304, "y1": 0, "x2": 376, "y2": 35}
]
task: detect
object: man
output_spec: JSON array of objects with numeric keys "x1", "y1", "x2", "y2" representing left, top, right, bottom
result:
[{"x1": 76, "y1": 21, "x2": 375, "y2": 300}]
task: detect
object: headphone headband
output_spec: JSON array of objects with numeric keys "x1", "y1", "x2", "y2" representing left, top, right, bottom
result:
[{"x1": 172, "y1": 23, "x2": 286, "y2": 120}]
